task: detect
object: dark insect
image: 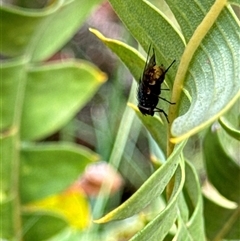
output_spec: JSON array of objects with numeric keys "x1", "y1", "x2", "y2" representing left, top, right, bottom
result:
[{"x1": 137, "y1": 46, "x2": 176, "y2": 123}]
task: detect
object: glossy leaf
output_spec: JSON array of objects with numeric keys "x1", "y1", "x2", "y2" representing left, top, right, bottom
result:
[
  {"x1": 203, "y1": 127, "x2": 240, "y2": 203},
  {"x1": 95, "y1": 140, "x2": 186, "y2": 223},
  {"x1": 20, "y1": 143, "x2": 99, "y2": 203},
  {"x1": 21, "y1": 60, "x2": 107, "y2": 140}
]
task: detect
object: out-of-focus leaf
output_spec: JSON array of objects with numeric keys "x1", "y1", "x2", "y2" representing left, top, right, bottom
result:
[
  {"x1": 229, "y1": 0, "x2": 240, "y2": 6},
  {"x1": 0, "y1": 57, "x2": 27, "y2": 131},
  {"x1": 203, "y1": 127, "x2": 240, "y2": 203},
  {"x1": 0, "y1": 0, "x2": 101, "y2": 60},
  {"x1": 21, "y1": 60, "x2": 107, "y2": 140},
  {"x1": 22, "y1": 211, "x2": 67, "y2": 241},
  {"x1": 20, "y1": 143, "x2": 99, "y2": 203},
  {"x1": 204, "y1": 196, "x2": 240, "y2": 240},
  {"x1": 0, "y1": 57, "x2": 28, "y2": 240},
  {"x1": 30, "y1": 0, "x2": 101, "y2": 61},
  {"x1": 25, "y1": 188, "x2": 91, "y2": 230},
  {"x1": 0, "y1": 200, "x2": 14, "y2": 240},
  {"x1": 95, "y1": 141, "x2": 186, "y2": 223}
]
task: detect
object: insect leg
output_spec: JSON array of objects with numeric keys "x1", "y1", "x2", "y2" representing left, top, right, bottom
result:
[
  {"x1": 154, "y1": 108, "x2": 170, "y2": 123},
  {"x1": 161, "y1": 88, "x2": 170, "y2": 91},
  {"x1": 159, "y1": 96, "x2": 176, "y2": 105}
]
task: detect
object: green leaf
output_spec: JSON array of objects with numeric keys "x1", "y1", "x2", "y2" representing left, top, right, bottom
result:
[
  {"x1": 108, "y1": 0, "x2": 185, "y2": 82},
  {"x1": 20, "y1": 143, "x2": 99, "y2": 203},
  {"x1": 95, "y1": 140, "x2": 186, "y2": 223},
  {"x1": 0, "y1": 200, "x2": 14, "y2": 240},
  {"x1": 128, "y1": 103, "x2": 168, "y2": 156},
  {"x1": 229, "y1": 0, "x2": 240, "y2": 6},
  {"x1": 105, "y1": 0, "x2": 239, "y2": 144},
  {"x1": 169, "y1": 2, "x2": 240, "y2": 142},
  {"x1": 21, "y1": 60, "x2": 107, "y2": 140},
  {"x1": 30, "y1": 0, "x2": 101, "y2": 61},
  {"x1": 0, "y1": 0, "x2": 101, "y2": 60},
  {"x1": 204, "y1": 196, "x2": 240, "y2": 240},
  {"x1": 165, "y1": 0, "x2": 215, "y2": 41},
  {"x1": 22, "y1": 211, "x2": 67, "y2": 241},
  {"x1": 219, "y1": 117, "x2": 240, "y2": 141},
  {"x1": 89, "y1": 28, "x2": 145, "y2": 82},
  {"x1": 0, "y1": 57, "x2": 27, "y2": 131},
  {"x1": 218, "y1": 99, "x2": 240, "y2": 141},
  {"x1": 203, "y1": 127, "x2": 240, "y2": 203},
  {"x1": 175, "y1": 160, "x2": 205, "y2": 240},
  {"x1": 129, "y1": 160, "x2": 185, "y2": 241}
]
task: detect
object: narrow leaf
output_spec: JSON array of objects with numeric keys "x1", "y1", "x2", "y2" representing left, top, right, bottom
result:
[
  {"x1": 204, "y1": 196, "x2": 240, "y2": 240},
  {"x1": 203, "y1": 127, "x2": 240, "y2": 203},
  {"x1": 108, "y1": 0, "x2": 185, "y2": 81},
  {"x1": 94, "y1": 141, "x2": 186, "y2": 223},
  {"x1": 130, "y1": 159, "x2": 185, "y2": 241},
  {"x1": 89, "y1": 28, "x2": 145, "y2": 81}
]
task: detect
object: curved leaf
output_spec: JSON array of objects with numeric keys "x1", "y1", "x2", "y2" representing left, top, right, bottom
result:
[
  {"x1": 219, "y1": 117, "x2": 240, "y2": 141},
  {"x1": 21, "y1": 60, "x2": 107, "y2": 140},
  {"x1": 203, "y1": 126, "x2": 240, "y2": 203},
  {"x1": 176, "y1": 160, "x2": 205, "y2": 240},
  {"x1": 204, "y1": 196, "x2": 240, "y2": 240},
  {"x1": 218, "y1": 98, "x2": 240, "y2": 141},
  {"x1": 170, "y1": 3, "x2": 240, "y2": 142},
  {"x1": 108, "y1": 0, "x2": 185, "y2": 82},
  {"x1": 0, "y1": 0, "x2": 101, "y2": 60},
  {"x1": 22, "y1": 211, "x2": 67, "y2": 241},
  {"x1": 129, "y1": 159, "x2": 185, "y2": 241},
  {"x1": 128, "y1": 103, "x2": 167, "y2": 156},
  {"x1": 20, "y1": 143, "x2": 99, "y2": 203},
  {"x1": 89, "y1": 28, "x2": 145, "y2": 82},
  {"x1": 94, "y1": 140, "x2": 186, "y2": 223}
]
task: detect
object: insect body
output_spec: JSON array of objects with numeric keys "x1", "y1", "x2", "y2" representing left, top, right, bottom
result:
[{"x1": 137, "y1": 47, "x2": 175, "y2": 122}]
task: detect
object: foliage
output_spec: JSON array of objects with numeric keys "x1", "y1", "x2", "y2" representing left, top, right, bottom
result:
[
  {"x1": 91, "y1": 0, "x2": 240, "y2": 240},
  {"x1": 1, "y1": 0, "x2": 104, "y2": 240},
  {"x1": 1, "y1": 0, "x2": 239, "y2": 241}
]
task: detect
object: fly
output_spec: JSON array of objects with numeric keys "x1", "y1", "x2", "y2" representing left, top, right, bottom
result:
[{"x1": 137, "y1": 46, "x2": 175, "y2": 123}]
